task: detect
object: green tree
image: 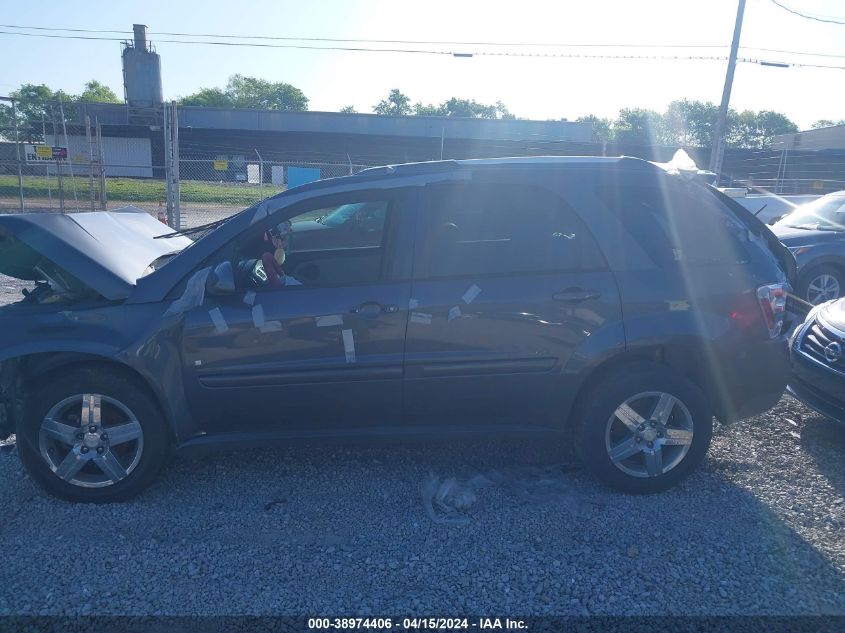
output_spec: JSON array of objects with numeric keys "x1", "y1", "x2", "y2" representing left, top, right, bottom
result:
[
  {"x1": 576, "y1": 114, "x2": 613, "y2": 143},
  {"x1": 179, "y1": 87, "x2": 231, "y2": 108},
  {"x1": 662, "y1": 99, "x2": 719, "y2": 147},
  {"x1": 611, "y1": 108, "x2": 667, "y2": 145},
  {"x1": 373, "y1": 89, "x2": 412, "y2": 116},
  {"x1": 412, "y1": 97, "x2": 513, "y2": 119},
  {"x1": 413, "y1": 102, "x2": 447, "y2": 116},
  {"x1": 77, "y1": 80, "x2": 121, "y2": 103},
  {"x1": 179, "y1": 75, "x2": 308, "y2": 111},
  {"x1": 811, "y1": 119, "x2": 845, "y2": 129},
  {"x1": 339, "y1": 105, "x2": 357, "y2": 113},
  {"x1": 726, "y1": 109, "x2": 798, "y2": 149}
]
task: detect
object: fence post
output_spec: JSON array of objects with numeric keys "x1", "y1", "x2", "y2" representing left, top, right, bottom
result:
[
  {"x1": 11, "y1": 99, "x2": 24, "y2": 212},
  {"x1": 163, "y1": 104, "x2": 174, "y2": 226},
  {"x1": 96, "y1": 118, "x2": 107, "y2": 210},
  {"x1": 255, "y1": 149, "x2": 264, "y2": 199},
  {"x1": 171, "y1": 101, "x2": 181, "y2": 230},
  {"x1": 58, "y1": 97, "x2": 80, "y2": 212},
  {"x1": 85, "y1": 115, "x2": 96, "y2": 212}
]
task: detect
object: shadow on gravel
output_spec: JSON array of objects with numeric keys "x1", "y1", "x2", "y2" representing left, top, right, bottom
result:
[
  {"x1": 800, "y1": 415, "x2": 845, "y2": 498},
  {"x1": 1, "y1": 432, "x2": 844, "y2": 616}
]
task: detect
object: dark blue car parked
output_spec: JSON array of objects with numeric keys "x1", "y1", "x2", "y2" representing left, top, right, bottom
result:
[{"x1": 0, "y1": 157, "x2": 795, "y2": 501}]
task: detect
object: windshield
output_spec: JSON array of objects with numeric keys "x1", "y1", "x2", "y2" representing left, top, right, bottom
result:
[
  {"x1": 775, "y1": 193, "x2": 845, "y2": 231},
  {"x1": 319, "y1": 202, "x2": 368, "y2": 227}
]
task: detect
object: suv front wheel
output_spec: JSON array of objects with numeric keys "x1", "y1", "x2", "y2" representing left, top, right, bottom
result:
[
  {"x1": 576, "y1": 364, "x2": 713, "y2": 493},
  {"x1": 17, "y1": 366, "x2": 170, "y2": 502}
]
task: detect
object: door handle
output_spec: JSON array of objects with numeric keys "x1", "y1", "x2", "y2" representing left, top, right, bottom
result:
[
  {"x1": 351, "y1": 301, "x2": 392, "y2": 317},
  {"x1": 553, "y1": 288, "x2": 601, "y2": 302}
]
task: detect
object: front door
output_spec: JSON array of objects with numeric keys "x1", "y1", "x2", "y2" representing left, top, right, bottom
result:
[
  {"x1": 404, "y1": 176, "x2": 622, "y2": 429},
  {"x1": 179, "y1": 188, "x2": 416, "y2": 434}
]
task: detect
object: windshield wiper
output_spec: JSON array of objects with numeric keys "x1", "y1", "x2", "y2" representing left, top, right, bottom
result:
[{"x1": 154, "y1": 216, "x2": 231, "y2": 239}]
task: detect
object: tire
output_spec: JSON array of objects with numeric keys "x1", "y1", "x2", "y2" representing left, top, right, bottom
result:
[
  {"x1": 799, "y1": 264, "x2": 844, "y2": 305},
  {"x1": 16, "y1": 366, "x2": 169, "y2": 502},
  {"x1": 575, "y1": 364, "x2": 713, "y2": 494}
]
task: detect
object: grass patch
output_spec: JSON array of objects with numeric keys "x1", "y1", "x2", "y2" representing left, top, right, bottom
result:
[{"x1": 0, "y1": 175, "x2": 285, "y2": 206}]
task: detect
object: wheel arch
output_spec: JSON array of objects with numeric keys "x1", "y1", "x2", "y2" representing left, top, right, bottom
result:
[
  {"x1": 565, "y1": 343, "x2": 721, "y2": 432},
  {"x1": 1, "y1": 352, "x2": 176, "y2": 445}
]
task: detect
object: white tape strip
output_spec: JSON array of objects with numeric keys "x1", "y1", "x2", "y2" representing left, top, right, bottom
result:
[
  {"x1": 243, "y1": 291, "x2": 256, "y2": 306},
  {"x1": 260, "y1": 320, "x2": 283, "y2": 333},
  {"x1": 342, "y1": 329, "x2": 356, "y2": 363},
  {"x1": 252, "y1": 304, "x2": 266, "y2": 328},
  {"x1": 462, "y1": 284, "x2": 481, "y2": 304},
  {"x1": 208, "y1": 307, "x2": 228, "y2": 334},
  {"x1": 448, "y1": 306, "x2": 462, "y2": 321},
  {"x1": 408, "y1": 298, "x2": 419, "y2": 309},
  {"x1": 316, "y1": 314, "x2": 344, "y2": 327},
  {"x1": 410, "y1": 312, "x2": 433, "y2": 325}
]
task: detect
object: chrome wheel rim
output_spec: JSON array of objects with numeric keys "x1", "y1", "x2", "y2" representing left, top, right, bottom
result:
[
  {"x1": 807, "y1": 274, "x2": 840, "y2": 305},
  {"x1": 605, "y1": 391, "x2": 694, "y2": 479},
  {"x1": 39, "y1": 394, "x2": 144, "y2": 488}
]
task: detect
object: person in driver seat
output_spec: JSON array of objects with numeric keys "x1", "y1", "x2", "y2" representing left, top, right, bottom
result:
[{"x1": 261, "y1": 220, "x2": 292, "y2": 287}]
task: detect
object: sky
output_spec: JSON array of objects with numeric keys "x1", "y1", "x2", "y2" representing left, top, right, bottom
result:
[{"x1": 1, "y1": 0, "x2": 843, "y2": 129}]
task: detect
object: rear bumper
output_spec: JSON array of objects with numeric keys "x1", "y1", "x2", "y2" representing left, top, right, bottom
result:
[{"x1": 717, "y1": 336, "x2": 789, "y2": 421}]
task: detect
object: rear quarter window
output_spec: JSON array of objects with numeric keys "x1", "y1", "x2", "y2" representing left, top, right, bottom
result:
[{"x1": 596, "y1": 183, "x2": 750, "y2": 267}]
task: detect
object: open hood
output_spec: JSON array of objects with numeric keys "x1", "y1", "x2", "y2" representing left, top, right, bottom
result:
[{"x1": 0, "y1": 207, "x2": 193, "y2": 301}]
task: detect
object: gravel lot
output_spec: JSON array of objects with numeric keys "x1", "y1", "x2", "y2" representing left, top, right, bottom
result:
[{"x1": 0, "y1": 275, "x2": 843, "y2": 616}]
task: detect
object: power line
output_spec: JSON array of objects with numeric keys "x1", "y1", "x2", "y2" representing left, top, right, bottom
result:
[
  {"x1": 768, "y1": 0, "x2": 845, "y2": 24},
  {"x1": 2, "y1": 23, "x2": 845, "y2": 59},
  {"x1": 0, "y1": 27, "x2": 844, "y2": 69},
  {"x1": 0, "y1": 23, "x2": 730, "y2": 48}
]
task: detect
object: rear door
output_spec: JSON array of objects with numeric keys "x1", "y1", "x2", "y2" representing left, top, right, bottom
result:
[{"x1": 403, "y1": 173, "x2": 622, "y2": 429}]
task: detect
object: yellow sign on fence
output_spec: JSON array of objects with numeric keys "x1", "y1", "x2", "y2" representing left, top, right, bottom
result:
[
  {"x1": 213, "y1": 160, "x2": 228, "y2": 171},
  {"x1": 34, "y1": 146, "x2": 53, "y2": 159}
]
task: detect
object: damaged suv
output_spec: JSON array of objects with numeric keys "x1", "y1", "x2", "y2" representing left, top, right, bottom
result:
[{"x1": 0, "y1": 157, "x2": 795, "y2": 502}]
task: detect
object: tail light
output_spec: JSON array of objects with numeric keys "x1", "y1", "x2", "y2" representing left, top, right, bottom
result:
[{"x1": 756, "y1": 282, "x2": 788, "y2": 338}]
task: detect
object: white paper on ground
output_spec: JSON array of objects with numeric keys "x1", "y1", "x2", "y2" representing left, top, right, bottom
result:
[
  {"x1": 410, "y1": 312, "x2": 433, "y2": 325},
  {"x1": 316, "y1": 314, "x2": 344, "y2": 327},
  {"x1": 260, "y1": 320, "x2": 283, "y2": 333},
  {"x1": 462, "y1": 284, "x2": 481, "y2": 304},
  {"x1": 448, "y1": 305, "x2": 462, "y2": 321},
  {"x1": 208, "y1": 307, "x2": 228, "y2": 334},
  {"x1": 342, "y1": 329, "x2": 356, "y2": 363},
  {"x1": 251, "y1": 304, "x2": 265, "y2": 328},
  {"x1": 408, "y1": 298, "x2": 419, "y2": 309}
]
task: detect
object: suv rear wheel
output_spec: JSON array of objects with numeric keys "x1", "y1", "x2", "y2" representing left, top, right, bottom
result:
[
  {"x1": 17, "y1": 366, "x2": 169, "y2": 502},
  {"x1": 576, "y1": 364, "x2": 712, "y2": 493}
]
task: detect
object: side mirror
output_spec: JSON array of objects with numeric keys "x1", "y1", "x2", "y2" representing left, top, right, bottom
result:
[{"x1": 206, "y1": 261, "x2": 235, "y2": 295}]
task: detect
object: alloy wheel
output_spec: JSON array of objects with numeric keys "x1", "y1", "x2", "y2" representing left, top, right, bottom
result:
[
  {"x1": 605, "y1": 391, "x2": 694, "y2": 478},
  {"x1": 807, "y1": 273, "x2": 840, "y2": 305},
  {"x1": 39, "y1": 393, "x2": 144, "y2": 488}
]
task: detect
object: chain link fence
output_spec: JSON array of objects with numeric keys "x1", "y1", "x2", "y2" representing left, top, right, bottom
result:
[
  {"x1": 176, "y1": 158, "x2": 367, "y2": 228},
  {"x1": 3, "y1": 96, "x2": 845, "y2": 228}
]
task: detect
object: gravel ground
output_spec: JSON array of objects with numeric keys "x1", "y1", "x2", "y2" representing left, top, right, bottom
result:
[{"x1": 0, "y1": 276, "x2": 844, "y2": 616}]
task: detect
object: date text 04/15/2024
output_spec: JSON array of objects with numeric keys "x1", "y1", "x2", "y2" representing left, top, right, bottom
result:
[{"x1": 307, "y1": 617, "x2": 527, "y2": 630}]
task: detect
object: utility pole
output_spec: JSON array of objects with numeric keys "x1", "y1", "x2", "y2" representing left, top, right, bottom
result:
[{"x1": 709, "y1": 0, "x2": 747, "y2": 182}]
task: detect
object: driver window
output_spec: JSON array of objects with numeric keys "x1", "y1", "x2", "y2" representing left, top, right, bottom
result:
[{"x1": 231, "y1": 198, "x2": 392, "y2": 290}]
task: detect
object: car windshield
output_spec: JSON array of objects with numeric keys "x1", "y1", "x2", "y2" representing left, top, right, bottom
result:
[
  {"x1": 775, "y1": 193, "x2": 845, "y2": 231},
  {"x1": 318, "y1": 202, "x2": 367, "y2": 227}
]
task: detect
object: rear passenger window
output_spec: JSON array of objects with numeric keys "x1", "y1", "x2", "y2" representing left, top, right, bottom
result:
[
  {"x1": 597, "y1": 184, "x2": 749, "y2": 266},
  {"x1": 425, "y1": 183, "x2": 605, "y2": 277}
]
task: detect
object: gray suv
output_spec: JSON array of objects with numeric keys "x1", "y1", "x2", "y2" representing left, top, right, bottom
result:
[{"x1": 0, "y1": 157, "x2": 794, "y2": 501}]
